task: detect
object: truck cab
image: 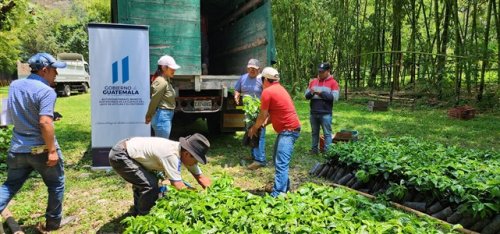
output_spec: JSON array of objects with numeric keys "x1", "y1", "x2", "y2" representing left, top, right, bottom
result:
[
  {"x1": 55, "y1": 53, "x2": 91, "y2": 97},
  {"x1": 112, "y1": 0, "x2": 276, "y2": 133}
]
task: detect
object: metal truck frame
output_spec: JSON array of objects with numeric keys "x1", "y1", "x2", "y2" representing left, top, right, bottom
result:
[{"x1": 112, "y1": 0, "x2": 276, "y2": 133}]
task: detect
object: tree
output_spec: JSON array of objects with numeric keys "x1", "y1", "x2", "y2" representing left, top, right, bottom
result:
[
  {"x1": 478, "y1": 0, "x2": 493, "y2": 101},
  {"x1": 14, "y1": 0, "x2": 110, "y2": 62},
  {"x1": 390, "y1": 0, "x2": 403, "y2": 102},
  {"x1": 492, "y1": 0, "x2": 500, "y2": 84},
  {"x1": 0, "y1": 0, "x2": 29, "y2": 73}
]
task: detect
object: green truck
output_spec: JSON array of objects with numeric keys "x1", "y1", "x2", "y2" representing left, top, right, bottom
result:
[{"x1": 111, "y1": 0, "x2": 276, "y2": 133}]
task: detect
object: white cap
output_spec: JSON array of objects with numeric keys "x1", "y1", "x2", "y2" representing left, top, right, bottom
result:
[
  {"x1": 247, "y1": 58, "x2": 260, "y2": 69},
  {"x1": 259, "y1": 67, "x2": 280, "y2": 80},
  {"x1": 157, "y1": 55, "x2": 181, "y2": 70}
]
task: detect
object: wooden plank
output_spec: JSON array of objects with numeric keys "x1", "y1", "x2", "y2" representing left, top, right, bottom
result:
[
  {"x1": 211, "y1": 2, "x2": 272, "y2": 74},
  {"x1": 215, "y1": 0, "x2": 264, "y2": 29}
]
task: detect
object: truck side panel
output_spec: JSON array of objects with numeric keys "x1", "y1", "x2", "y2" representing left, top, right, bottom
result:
[
  {"x1": 112, "y1": 0, "x2": 276, "y2": 133},
  {"x1": 112, "y1": 0, "x2": 275, "y2": 76},
  {"x1": 209, "y1": 1, "x2": 275, "y2": 74}
]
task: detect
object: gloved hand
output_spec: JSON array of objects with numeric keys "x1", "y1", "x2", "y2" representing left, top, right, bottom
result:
[{"x1": 194, "y1": 174, "x2": 211, "y2": 189}]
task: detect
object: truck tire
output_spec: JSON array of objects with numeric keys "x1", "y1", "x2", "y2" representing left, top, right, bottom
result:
[
  {"x1": 62, "y1": 84, "x2": 71, "y2": 97},
  {"x1": 82, "y1": 83, "x2": 89, "y2": 93}
]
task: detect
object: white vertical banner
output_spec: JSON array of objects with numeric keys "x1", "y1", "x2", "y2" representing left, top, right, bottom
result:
[
  {"x1": 1, "y1": 98, "x2": 10, "y2": 126},
  {"x1": 88, "y1": 23, "x2": 150, "y2": 169}
]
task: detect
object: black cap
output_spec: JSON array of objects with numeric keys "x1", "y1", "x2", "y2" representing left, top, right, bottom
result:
[{"x1": 318, "y1": 62, "x2": 331, "y2": 72}]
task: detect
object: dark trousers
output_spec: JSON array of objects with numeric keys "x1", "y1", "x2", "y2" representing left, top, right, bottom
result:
[{"x1": 108, "y1": 140, "x2": 159, "y2": 215}]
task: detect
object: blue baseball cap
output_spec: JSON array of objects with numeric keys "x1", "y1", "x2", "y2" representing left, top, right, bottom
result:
[{"x1": 28, "y1": 52, "x2": 67, "y2": 71}]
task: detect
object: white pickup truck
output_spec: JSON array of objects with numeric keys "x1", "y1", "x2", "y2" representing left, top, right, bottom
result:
[{"x1": 55, "y1": 53, "x2": 90, "y2": 97}]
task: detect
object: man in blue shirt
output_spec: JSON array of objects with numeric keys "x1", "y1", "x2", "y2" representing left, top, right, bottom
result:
[
  {"x1": 0, "y1": 52, "x2": 73, "y2": 232},
  {"x1": 234, "y1": 59, "x2": 266, "y2": 170}
]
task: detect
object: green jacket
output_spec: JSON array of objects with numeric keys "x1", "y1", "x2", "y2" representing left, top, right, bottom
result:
[{"x1": 146, "y1": 76, "x2": 176, "y2": 118}]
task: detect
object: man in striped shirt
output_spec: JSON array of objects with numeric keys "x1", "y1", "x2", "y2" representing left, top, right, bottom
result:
[{"x1": 305, "y1": 62, "x2": 340, "y2": 154}]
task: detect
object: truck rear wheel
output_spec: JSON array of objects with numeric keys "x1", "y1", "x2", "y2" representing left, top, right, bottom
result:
[
  {"x1": 62, "y1": 84, "x2": 71, "y2": 97},
  {"x1": 81, "y1": 83, "x2": 89, "y2": 93}
]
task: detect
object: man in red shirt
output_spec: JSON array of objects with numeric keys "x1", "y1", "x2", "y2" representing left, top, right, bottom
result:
[{"x1": 248, "y1": 67, "x2": 301, "y2": 197}]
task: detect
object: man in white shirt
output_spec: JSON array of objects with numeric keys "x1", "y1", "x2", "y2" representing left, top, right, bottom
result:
[{"x1": 109, "y1": 133, "x2": 211, "y2": 215}]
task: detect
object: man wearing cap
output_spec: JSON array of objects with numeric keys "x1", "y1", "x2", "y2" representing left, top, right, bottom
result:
[
  {"x1": 305, "y1": 62, "x2": 339, "y2": 154},
  {"x1": 109, "y1": 133, "x2": 212, "y2": 215},
  {"x1": 234, "y1": 58, "x2": 266, "y2": 170},
  {"x1": 145, "y1": 55, "x2": 181, "y2": 139},
  {"x1": 1, "y1": 52, "x2": 74, "y2": 231},
  {"x1": 248, "y1": 67, "x2": 301, "y2": 197}
]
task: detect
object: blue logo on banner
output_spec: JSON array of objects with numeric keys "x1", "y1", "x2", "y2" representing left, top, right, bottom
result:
[
  {"x1": 112, "y1": 56, "x2": 129, "y2": 84},
  {"x1": 102, "y1": 56, "x2": 139, "y2": 96}
]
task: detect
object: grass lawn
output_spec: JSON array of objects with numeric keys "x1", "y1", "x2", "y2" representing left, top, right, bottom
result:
[
  {"x1": 0, "y1": 87, "x2": 7, "y2": 98},
  {"x1": 2, "y1": 91, "x2": 499, "y2": 233}
]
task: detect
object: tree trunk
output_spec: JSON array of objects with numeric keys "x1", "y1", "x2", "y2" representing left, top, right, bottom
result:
[
  {"x1": 452, "y1": 0, "x2": 464, "y2": 105},
  {"x1": 471, "y1": 1, "x2": 479, "y2": 94},
  {"x1": 436, "y1": 0, "x2": 451, "y2": 100},
  {"x1": 432, "y1": 0, "x2": 441, "y2": 87},
  {"x1": 292, "y1": 3, "x2": 299, "y2": 95},
  {"x1": 380, "y1": 0, "x2": 387, "y2": 88},
  {"x1": 463, "y1": 1, "x2": 472, "y2": 95},
  {"x1": 410, "y1": 0, "x2": 417, "y2": 88},
  {"x1": 390, "y1": 0, "x2": 402, "y2": 101},
  {"x1": 354, "y1": 0, "x2": 361, "y2": 88},
  {"x1": 369, "y1": 0, "x2": 381, "y2": 88},
  {"x1": 478, "y1": 0, "x2": 493, "y2": 101},
  {"x1": 420, "y1": 0, "x2": 432, "y2": 82},
  {"x1": 492, "y1": 0, "x2": 500, "y2": 84}
]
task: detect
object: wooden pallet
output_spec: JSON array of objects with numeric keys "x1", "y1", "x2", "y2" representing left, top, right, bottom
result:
[
  {"x1": 368, "y1": 100, "x2": 389, "y2": 111},
  {"x1": 333, "y1": 131, "x2": 354, "y2": 143},
  {"x1": 448, "y1": 105, "x2": 476, "y2": 120}
]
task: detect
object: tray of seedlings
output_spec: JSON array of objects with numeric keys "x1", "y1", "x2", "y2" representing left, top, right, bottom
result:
[
  {"x1": 309, "y1": 136, "x2": 499, "y2": 234},
  {"x1": 123, "y1": 174, "x2": 459, "y2": 233}
]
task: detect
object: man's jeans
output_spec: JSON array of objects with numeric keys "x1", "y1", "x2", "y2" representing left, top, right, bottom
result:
[
  {"x1": 270, "y1": 130, "x2": 299, "y2": 197},
  {"x1": 109, "y1": 140, "x2": 159, "y2": 215},
  {"x1": 310, "y1": 113, "x2": 332, "y2": 152},
  {"x1": 252, "y1": 127, "x2": 266, "y2": 165},
  {"x1": 152, "y1": 109, "x2": 174, "y2": 139},
  {"x1": 0, "y1": 150, "x2": 65, "y2": 223},
  {"x1": 245, "y1": 113, "x2": 266, "y2": 165}
]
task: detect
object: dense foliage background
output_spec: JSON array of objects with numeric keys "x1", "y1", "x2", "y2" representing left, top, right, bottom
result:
[
  {"x1": 272, "y1": 0, "x2": 499, "y2": 107},
  {"x1": 0, "y1": 0, "x2": 109, "y2": 73},
  {"x1": 1, "y1": 0, "x2": 499, "y2": 107}
]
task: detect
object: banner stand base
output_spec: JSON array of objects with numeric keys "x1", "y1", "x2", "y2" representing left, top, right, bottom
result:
[{"x1": 91, "y1": 147, "x2": 111, "y2": 167}]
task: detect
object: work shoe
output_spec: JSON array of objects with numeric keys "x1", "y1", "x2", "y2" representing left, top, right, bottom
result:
[
  {"x1": 37, "y1": 216, "x2": 77, "y2": 233},
  {"x1": 243, "y1": 155, "x2": 254, "y2": 161},
  {"x1": 123, "y1": 206, "x2": 138, "y2": 218},
  {"x1": 247, "y1": 162, "x2": 264, "y2": 170},
  {"x1": 264, "y1": 182, "x2": 274, "y2": 193}
]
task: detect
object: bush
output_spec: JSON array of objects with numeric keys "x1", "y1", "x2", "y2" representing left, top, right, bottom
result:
[
  {"x1": 0, "y1": 126, "x2": 12, "y2": 162},
  {"x1": 122, "y1": 174, "x2": 456, "y2": 233}
]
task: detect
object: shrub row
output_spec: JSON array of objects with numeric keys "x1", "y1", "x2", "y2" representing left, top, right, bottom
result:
[
  {"x1": 123, "y1": 174, "x2": 457, "y2": 233},
  {"x1": 317, "y1": 136, "x2": 499, "y2": 232}
]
